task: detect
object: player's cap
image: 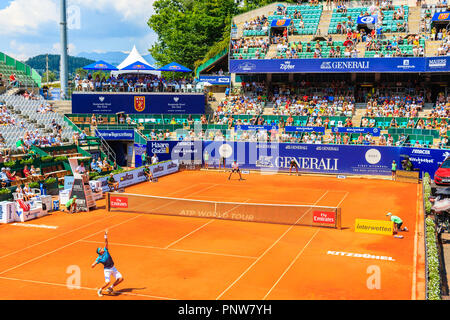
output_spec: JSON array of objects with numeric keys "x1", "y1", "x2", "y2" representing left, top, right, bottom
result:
[
  {"x1": 73, "y1": 195, "x2": 77, "y2": 198},
  {"x1": 386, "y1": 212, "x2": 392, "y2": 216}
]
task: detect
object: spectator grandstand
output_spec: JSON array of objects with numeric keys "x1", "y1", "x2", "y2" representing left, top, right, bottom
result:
[{"x1": 73, "y1": 73, "x2": 201, "y2": 93}]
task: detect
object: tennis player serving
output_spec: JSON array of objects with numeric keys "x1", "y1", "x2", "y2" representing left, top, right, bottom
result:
[
  {"x1": 228, "y1": 160, "x2": 244, "y2": 181},
  {"x1": 91, "y1": 230, "x2": 124, "y2": 296}
]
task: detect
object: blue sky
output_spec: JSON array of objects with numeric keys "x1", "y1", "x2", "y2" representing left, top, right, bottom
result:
[{"x1": 0, "y1": 0, "x2": 158, "y2": 61}]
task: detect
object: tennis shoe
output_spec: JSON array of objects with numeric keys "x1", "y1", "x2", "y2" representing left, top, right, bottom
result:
[
  {"x1": 106, "y1": 287, "x2": 114, "y2": 294},
  {"x1": 97, "y1": 288, "x2": 103, "y2": 297}
]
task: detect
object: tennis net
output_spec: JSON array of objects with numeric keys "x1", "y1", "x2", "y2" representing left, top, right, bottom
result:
[{"x1": 107, "y1": 193, "x2": 341, "y2": 229}]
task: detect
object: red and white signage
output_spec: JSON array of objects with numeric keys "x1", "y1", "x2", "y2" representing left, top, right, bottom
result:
[
  {"x1": 110, "y1": 196, "x2": 128, "y2": 209},
  {"x1": 313, "y1": 211, "x2": 336, "y2": 224}
]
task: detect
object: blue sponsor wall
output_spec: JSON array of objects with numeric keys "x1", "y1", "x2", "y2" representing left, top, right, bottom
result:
[
  {"x1": 148, "y1": 140, "x2": 450, "y2": 178},
  {"x1": 229, "y1": 57, "x2": 450, "y2": 73},
  {"x1": 72, "y1": 93, "x2": 205, "y2": 114}
]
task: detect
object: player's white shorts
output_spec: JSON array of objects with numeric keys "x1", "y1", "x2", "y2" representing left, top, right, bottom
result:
[{"x1": 104, "y1": 266, "x2": 122, "y2": 282}]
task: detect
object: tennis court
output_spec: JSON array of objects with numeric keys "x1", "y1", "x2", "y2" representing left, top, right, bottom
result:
[{"x1": 0, "y1": 171, "x2": 425, "y2": 300}]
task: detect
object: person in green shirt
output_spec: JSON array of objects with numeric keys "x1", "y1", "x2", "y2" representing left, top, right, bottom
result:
[
  {"x1": 386, "y1": 212, "x2": 408, "y2": 233},
  {"x1": 107, "y1": 173, "x2": 119, "y2": 191},
  {"x1": 141, "y1": 152, "x2": 147, "y2": 166},
  {"x1": 143, "y1": 165, "x2": 155, "y2": 182},
  {"x1": 391, "y1": 160, "x2": 397, "y2": 181},
  {"x1": 66, "y1": 195, "x2": 77, "y2": 214}
]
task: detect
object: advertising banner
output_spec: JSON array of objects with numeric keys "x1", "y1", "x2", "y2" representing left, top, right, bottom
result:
[
  {"x1": 331, "y1": 127, "x2": 381, "y2": 136},
  {"x1": 235, "y1": 125, "x2": 278, "y2": 131},
  {"x1": 96, "y1": 130, "x2": 135, "y2": 141},
  {"x1": 134, "y1": 143, "x2": 147, "y2": 168},
  {"x1": 198, "y1": 76, "x2": 231, "y2": 85},
  {"x1": 271, "y1": 19, "x2": 292, "y2": 27},
  {"x1": 230, "y1": 57, "x2": 450, "y2": 73},
  {"x1": 147, "y1": 140, "x2": 449, "y2": 178},
  {"x1": 432, "y1": 11, "x2": 450, "y2": 22},
  {"x1": 426, "y1": 57, "x2": 450, "y2": 72},
  {"x1": 97, "y1": 161, "x2": 179, "y2": 192},
  {"x1": 355, "y1": 219, "x2": 394, "y2": 235},
  {"x1": 72, "y1": 93, "x2": 205, "y2": 114},
  {"x1": 284, "y1": 126, "x2": 325, "y2": 133}
]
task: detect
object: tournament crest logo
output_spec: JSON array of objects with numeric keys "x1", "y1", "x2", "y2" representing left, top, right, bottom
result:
[
  {"x1": 438, "y1": 13, "x2": 449, "y2": 20},
  {"x1": 134, "y1": 96, "x2": 146, "y2": 112},
  {"x1": 276, "y1": 19, "x2": 286, "y2": 26}
]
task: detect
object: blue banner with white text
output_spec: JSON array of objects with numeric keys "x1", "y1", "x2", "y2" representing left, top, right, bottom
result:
[
  {"x1": 96, "y1": 130, "x2": 134, "y2": 140},
  {"x1": 198, "y1": 75, "x2": 231, "y2": 85},
  {"x1": 285, "y1": 126, "x2": 326, "y2": 133},
  {"x1": 331, "y1": 127, "x2": 381, "y2": 136},
  {"x1": 230, "y1": 57, "x2": 450, "y2": 73},
  {"x1": 148, "y1": 140, "x2": 450, "y2": 178},
  {"x1": 72, "y1": 92, "x2": 205, "y2": 114}
]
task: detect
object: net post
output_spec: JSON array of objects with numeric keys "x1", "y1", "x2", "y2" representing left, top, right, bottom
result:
[
  {"x1": 336, "y1": 207, "x2": 342, "y2": 230},
  {"x1": 106, "y1": 192, "x2": 111, "y2": 212}
]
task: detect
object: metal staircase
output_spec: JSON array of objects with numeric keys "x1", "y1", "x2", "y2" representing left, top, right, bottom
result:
[{"x1": 94, "y1": 128, "x2": 117, "y2": 165}]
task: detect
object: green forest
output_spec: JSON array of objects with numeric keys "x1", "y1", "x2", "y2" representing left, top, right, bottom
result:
[
  {"x1": 25, "y1": 54, "x2": 94, "y2": 78},
  {"x1": 148, "y1": 0, "x2": 298, "y2": 72}
]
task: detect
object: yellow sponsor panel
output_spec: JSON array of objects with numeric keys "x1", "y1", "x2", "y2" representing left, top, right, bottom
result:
[{"x1": 355, "y1": 219, "x2": 394, "y2": 235}]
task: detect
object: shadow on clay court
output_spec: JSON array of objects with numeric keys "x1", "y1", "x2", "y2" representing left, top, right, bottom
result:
[{"x1": 109, "y1": 288, "x2": 147, "y2": 296}]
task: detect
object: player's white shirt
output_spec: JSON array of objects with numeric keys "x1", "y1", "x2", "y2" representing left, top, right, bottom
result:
[{"x1": 232, "y1": 162, "x2": 239, "y2": 169}]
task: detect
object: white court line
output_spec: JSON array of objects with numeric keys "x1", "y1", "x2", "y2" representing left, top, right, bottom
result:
[
  {"x1": 82, "y1": 240, "x2": 257, "y2": 260},
  {"x1": 262, "y1": 229, "x2": 320, "y2": 300},
  {"x1": 0, "y1": 183, "x2": 221, "y2": 276},
  {"x1": 183, "y1": 184, "x2": 220, "y2": 198},
  {"x1": 0, "y1": 276, "x2": 176, "y2": 300},
  {"x1": 164, "y1": 197, "x2": 251, "y2": 249},
  {"x1": 0, "y1": 214, "x2": 117, "y2": 261},
  {"x1": 0, "y1": 182, "x2": 205, "y2": 262},
  {"x1": 215, "y1": 190, "x2": 329, "y2": 300},
  {"x1": 336, "y1": 191, "x2": 349, "y2": 207},
  {"x1": 0, "y1": 214, "x2": 142, "y2": 276},
  {"x1": 164, "y1": 220, "x2": 214, "y2": 249}
]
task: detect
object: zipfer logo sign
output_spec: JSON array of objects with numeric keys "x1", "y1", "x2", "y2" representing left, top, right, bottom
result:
[{"x1": 110, "y1": 196, "x2": 128, "y2": 208}]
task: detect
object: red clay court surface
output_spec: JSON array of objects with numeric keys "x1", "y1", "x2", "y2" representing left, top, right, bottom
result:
[{"x1": 0, "y1": 171, "x2": 425, "y2": 300}]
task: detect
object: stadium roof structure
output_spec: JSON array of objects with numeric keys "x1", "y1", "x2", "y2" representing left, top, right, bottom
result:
[{"x1": 113, "y1": 45, "x2": 160, "y2": 76}]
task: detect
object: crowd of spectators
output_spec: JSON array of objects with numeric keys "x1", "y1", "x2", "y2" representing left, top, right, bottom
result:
[
  {"x1": 363, "y1": 95, "x2": 424, "y2": 117},
  {"x1": 15, "y1": 129, "x2": 63, "y2": 152},
  {"x1": 74, "y1": 73, "x2": 197, "y2": 93},
  {"x1": 231, "y1": 38, "x2": 270, "y2": 59},
  {"x1": 365, "y1": 34, "x2": 425, "y2": 57},
  {"x1": 214, "y1": 95, "x2": 265, "y2": 118},
  {"x1": 436, "y1": 33, "x2": 450, "y2": 56},
  {"x1": 242, "y1": 15, "x2": 269, "y2": 34},
  {"x1": 0, "y1": 103, "x2": 17, "y2": 126}
]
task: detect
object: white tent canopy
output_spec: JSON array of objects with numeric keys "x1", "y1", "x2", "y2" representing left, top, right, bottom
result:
[{"x1": 111, "y1": 45, "x2": 161, "y2": 77}]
